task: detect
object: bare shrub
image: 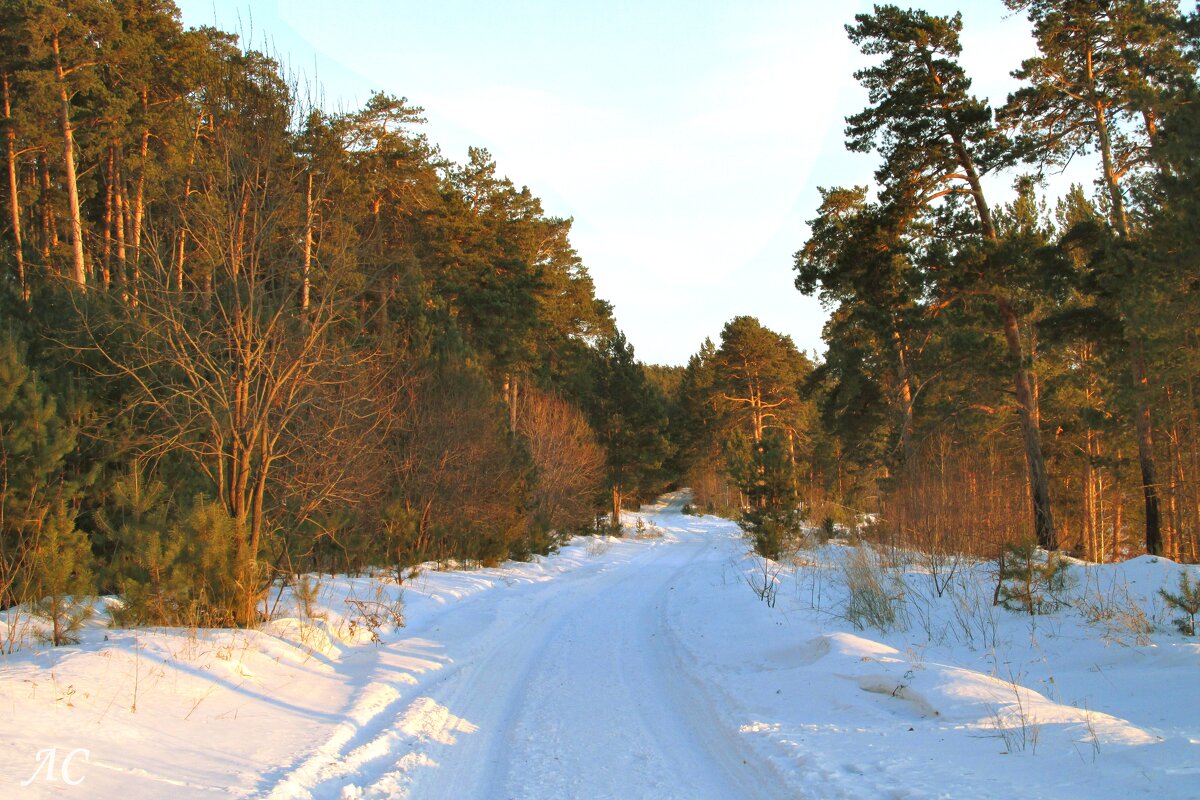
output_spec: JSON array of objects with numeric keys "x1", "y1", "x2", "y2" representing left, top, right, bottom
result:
[
  {"x1": 838, "y1": 545, "x2": 908, "y2": 632},
  {"x1": 792, "y1": 545, "x2": 830, "y2": 613},
  {"x1": 683, "y1": 460, "x2": 741, "y2": 519},
  {"x1": 394, "y1": 366, "x2": 530, "y2": 567},
  {"x1": 948, "y1": 572, "x2": 1000, "y2": 650},
  {"x1": 294, "y1": 575, "x2": 325, "y2": 622},
  {"x1": 1075, "y1": 571, "x2": 1153, "y2": 645},
  {"x1": 585, "y1": 536, "x2": 612, "y2": 557},
  {"x1": 344, "y1": 582, "x2": 405, "y2": 644},
  {"x1": 744, "y1": 554, "x2": 784, "y2": 607},
  {"x1": 984, "y1": 667, "x2": 1042, "y2": 755}
]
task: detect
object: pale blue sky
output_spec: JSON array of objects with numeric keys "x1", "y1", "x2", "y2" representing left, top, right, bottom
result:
[{"x1": 174, "y1": 1, "x2": 1058, "y2": 365}]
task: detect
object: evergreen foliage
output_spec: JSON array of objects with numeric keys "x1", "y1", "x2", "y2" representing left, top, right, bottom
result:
[
  {"x1": 585, "y1": 331, "x2": 670, "y2": 529},
  {"x1": 1159, "y1": 572, "x2": 1200, "y2": 636},
  {"x1": 0, "y1": 0, "x2": 625, "y2": 634},
  {"x1": 2, "y1": 0, "x2": 1198, "y2": 645},
  {"x1": 996, "y1": 542, "x2": 1071, "y2": 616},
  {"x1": 669, "y1": 317, "x2": 818, "y2": 557},
  {"x1": 788, "y1": 0, "x2": 1200, "y2": 568},
  {"x1": 30, "y1": 501, "x2": 93, "y2": 645}
]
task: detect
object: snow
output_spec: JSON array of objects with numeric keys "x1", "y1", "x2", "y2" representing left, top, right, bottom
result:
[{"x1": 2, "y1": 491, "x2": 1198, "y2": 798}]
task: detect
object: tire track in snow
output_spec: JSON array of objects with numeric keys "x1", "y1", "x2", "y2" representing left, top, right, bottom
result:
[
  {"x1": 397, "y1": 525, "x2": 777, "y2": 799},
  {"x1": 259, "y1": 551, "x2": 645, "y2": 799},
  {"x1": 260, "y1": 500, "x2": 782, "y2": 800},
  {"x1": 379, "y1": 550, "x2": 668, "y2": 799}
]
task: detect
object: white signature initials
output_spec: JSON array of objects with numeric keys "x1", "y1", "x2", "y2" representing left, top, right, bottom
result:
[{"x1": 20, "y1": 747, "x2": 90, "y2": 786}]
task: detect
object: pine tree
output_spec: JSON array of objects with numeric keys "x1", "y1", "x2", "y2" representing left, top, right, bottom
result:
[
  {"x1": 586, "y1": 331, "x2": 668, "y2": 528},
  {"x1": 1003, "y1": 0, "x2": 1198, "y2": 556},
  {"x1": 844, "y1": 6, "x2": 1057, "y2": 550},
  {"x1": 97, "y1": 469, "x2": 181, "y2": 625},
  {"x1": 1159, "y1": 572, "x2": 1200, "y2": 635},
  {"x1": 796, "y1": 185, "x2": 928, "y2": 465},
  {"x1": 0, "y1": 333, "x2": 77, "y2": 609},
  {"x1": 21, "y1": 0, "x2": 120, "y2": 289},
  {"x1": 30, "y1": 501, "x2": 93, "y2": 645}
]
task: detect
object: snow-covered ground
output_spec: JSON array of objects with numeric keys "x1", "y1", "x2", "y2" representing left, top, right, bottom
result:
[{"x1": 2, "y1": 492, "x2": 1198, "y2": 798}]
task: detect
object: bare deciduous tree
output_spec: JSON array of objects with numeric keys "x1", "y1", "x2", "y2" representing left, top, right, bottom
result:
[{"x1": 516, "y1": 388, "x2": 604, "y2": 537}]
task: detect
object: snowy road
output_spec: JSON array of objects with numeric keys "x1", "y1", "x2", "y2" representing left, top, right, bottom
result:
[{"x1": 267, "y1": 495, "x2": 777, "y2": 800}]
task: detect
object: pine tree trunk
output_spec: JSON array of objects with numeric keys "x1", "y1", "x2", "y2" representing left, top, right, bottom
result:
[
  {"x1": 1097, "y1": 457, "x2": 1108, "y2": 563},
  {"x1": 39, "y1": 154, "x2": 55, "y2": 259},
  {"x1": 933, "y1": 67, "x2": 1055, "y2": 551},
  {"x1": 1189, "y1": 377, "x2": 1200, "y2": 563},
  {"x1": 891, "y1": 326, "x2": 915, "y2": 462},
  {"x1": 511, "y1": 374, "x2": 519, "y2": 433},
  {"x1": 1084, "y1": 352, "x2": 1105, "y2": 561},
  {"x1": 1113, "y1": 450, "x2": 1124, "y2": 562},
  {"x1": 1132, "y1": 349, "x2": 1162, "y2": 555},
  {"x1": 114, "y1": 157, "x2": 127, "y2": 296},
  {"x1": 1083, "y1": 46, "x2": 1165, "y2": 558},
  {"x1": 2, "y1": 72, "x2": 25, "y2": 299},
  {"x1": 1084, "y1": 430, "x2": 1096, "y2": 560},
  {"x1": 959, "y1": 134, "x2": 1055, "y2": 550},
  {"x1": 174, "y1": 111, "x2": 204, "y2": 291},
  {"x1": 611, "y1": 483, "x2": 621, "y2": 529},
  {"x1": 302, "y1": 169, "x2": 312, "y2": 312},
  {"x1": 502, "y1": 373, "x2": 520, "y2": 433},
  {"x1": 132, "y1": 89, "x2": 149, "y2": 273},
  {"x1": 998, "y1": 297, "x2": 1056, "y2": 550},
  {"x1": 124, "y1": 181, "x2": 138, "y2": 303},
  {"x1": 1094, "y1": 100, "x2": 1130, "y2": 239},
  {"x1": 102, "y1": 146, "x2": 114, "y2": 290},
  {"x1": 1170, "y1": 419, "x2": 1184, "y2": 561},
  {"x1": 52, "y1": 32, "x2": 87, "y2": 290}
]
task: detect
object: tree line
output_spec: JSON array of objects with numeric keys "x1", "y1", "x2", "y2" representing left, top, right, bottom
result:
[
  {"x1": 786, "y1": 1, "x2": 1200, "y2": 564},
  {"x1": 0, "y1": 0, "x2": 672, "y2": 640},
  {"x1": 663, "y1": 0, "x2": 1200, "y2": 571}
]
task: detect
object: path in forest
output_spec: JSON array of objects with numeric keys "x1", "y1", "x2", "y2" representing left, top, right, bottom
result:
[{"x1": 262, "y1": 494, "x2": 779, "y2": 800}]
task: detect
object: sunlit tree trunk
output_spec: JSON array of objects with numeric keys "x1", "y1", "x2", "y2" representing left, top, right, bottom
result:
[
  {"x1": 131, "y1": 88, "x2": 149, "y2": 274},
  {"x1": 39, "y1": 154, "x2": 55, "y2": 259},
  {"x1": 2, "y1": 72, "x2": 25, "y2": 299},
  {"x1": 52, "y1": 32, "x2": 86, "y2": 290},
  {"x1": 302, "y1": 169, "x2": 312, "y2": 312}
]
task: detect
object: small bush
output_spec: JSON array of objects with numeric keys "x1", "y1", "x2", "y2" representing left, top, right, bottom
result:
[
  {"x1": 344, "y1": 583, "x2": 405, "y2": 644},
  {"x1": 30, "y1": 503, "x2": 94, "y2": 646},
  {"x1": 996, "y1": 542, "x2": 1070, "y2": 616},
  {"x1": 839, "y1": 545, "x2": 907, "y2": 632},
  {"x1": 744, "y1": 553, "x2": 783, "y2": 607},
  {"x1": 595, "y1": 513, "x2": 622, "y2": 537},
  {"x1": 740, "y1": 507, "x2": 802, "y2": 561},
  {"x1": 294, "y1": 575, "x2": 325, "y2": 622},
  {"x1": 1159, "y1": 572, "x2": 1200, "y2": 636},
  {"x1": 821, "y1": 516, "x2": 837, "y2": 540},
  {"x1": 632, "y1": 517, "x2": 664, "y2": 540},
  {"x1": 585, "y1": 536, "x2": 612, "y2": 557},
  {"x1": 947, "y1": 572, "x2": 999, "y2": 650},
  {"x1": 109, "y1": 495, "x2": 250, "y2": 629}
]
